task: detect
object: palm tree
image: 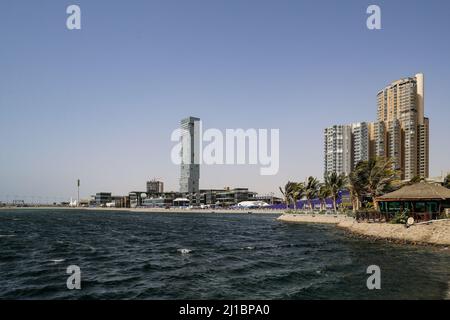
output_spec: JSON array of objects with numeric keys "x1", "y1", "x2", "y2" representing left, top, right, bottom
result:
[
  {"x1": 348, "y1": 157, "x2": 399, "y2": 210},
  {"x1": 279, "y1": 181, "x2": 295, "y2": 210},
  {"x1": 317, "y1": 184, "x2": 331, "y2": 211},
  {"x1": 347, "y1": 168, "x2": 365, "y2": 212},
  {"x1": 325, "y1": 172, "x2": 347, "y2": 212},
  {"x1": 305, "y1": 176, "x2": 320, "y2": 211},
  {"x1": 408, "y1": 175, "x2": 423, "y2": 184},
  {"x1": 290, "y1": 182, "x2": 305, "y2": 210},
  {"x1": 364, "y1": 157, "x2": 399, "y2": 203},
  {"x1": 444, "y1": 174, "x2": 450, "y2": 189}
]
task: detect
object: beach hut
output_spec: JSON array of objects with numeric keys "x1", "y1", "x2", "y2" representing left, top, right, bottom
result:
[{"x1": 375, "y1": 182, "x2": 450, "y2": 222}]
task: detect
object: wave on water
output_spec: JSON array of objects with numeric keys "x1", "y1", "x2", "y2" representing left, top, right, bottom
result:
[
  {"x1": 73, "y1": 242, "x2": 97, "y2": 253},
  {"x1": 177, "y1": 248, "x2": 192, "y2": 254},
  {"x1": 242, "y1": 246, "x2": 255, "y2": 250},
  {"x1": 49, "y1": 259, "x2": 66, "y2": 264},
  {"x1": 0, "y1": 235, "x2": 16, "y2": 238}
]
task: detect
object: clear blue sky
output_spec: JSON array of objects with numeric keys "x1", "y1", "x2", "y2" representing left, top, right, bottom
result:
[{"x1": 1, "y1": 0, "x2": 449, "y2": 201}]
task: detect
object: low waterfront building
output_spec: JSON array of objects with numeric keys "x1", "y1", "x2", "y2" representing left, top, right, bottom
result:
[
  {"x1": 252, "y1": 194, "x2": 283, "y2": 205},
  {"x1": 95, "y1": 192, "x2": 112, "y2": 206},
  {"x1": 112, "y1": 196, "x2": 130, "y2": 208},
  {"x1": 375, "y1": 182, "x2": 450, "y2": 221},
  {"x1": 215, "y1": 188, "x2": 257, "y2": 207},
  {"x1": 129, "y1": 191, "x2": 148, "y2": 208},
  {"x1": 196, "y1": 188, "x2": 257, "y2": 207},
  {"x1": 142, "y1": 197, "x2": 167, "y2": 208},
  {"x1": 173, "y1": 198, "x2": 190, "y2": 207},
  {"x1": 199, "y1": 189, "x2": 226, "y2": 206},
  {"x1": 129, "y1": 187, "x2": 258, "y2": 208}
]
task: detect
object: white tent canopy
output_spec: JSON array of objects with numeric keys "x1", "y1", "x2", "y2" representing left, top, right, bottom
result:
[{"x1": 237, "y1": 201, "x2": 269, "y2": 208}]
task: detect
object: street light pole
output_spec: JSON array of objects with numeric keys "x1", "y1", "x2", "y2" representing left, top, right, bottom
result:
[{"x1": 77, "y1": 179, "x2": 80, "y2": 207}]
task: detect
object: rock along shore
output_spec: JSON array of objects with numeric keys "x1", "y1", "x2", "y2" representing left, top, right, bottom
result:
[{"x1": 277, "y1": 214, "x2": 450, "y2": 246}]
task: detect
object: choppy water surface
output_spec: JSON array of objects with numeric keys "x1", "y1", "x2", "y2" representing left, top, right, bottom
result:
[{"x1": 0, "y1": 209, "x2": 449, "y2": 299}]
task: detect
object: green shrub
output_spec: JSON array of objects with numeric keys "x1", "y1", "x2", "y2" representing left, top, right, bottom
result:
[
  {"x1": 344, "y1": 210, "x2": 356, "y2": 218},
  {"x1": 390, "y1": 210, "x2": 409, "y2": 224}
]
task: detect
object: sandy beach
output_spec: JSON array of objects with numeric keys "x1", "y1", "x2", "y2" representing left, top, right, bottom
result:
[{"x1": 277, "y1": 214, "x2": 450, "y2": 246}]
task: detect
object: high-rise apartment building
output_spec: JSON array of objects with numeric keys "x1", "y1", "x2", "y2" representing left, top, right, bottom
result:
[
  {"x1": 324, "y1": 122, "x2": 372, "y2": 177},
  {"x1": 179, "y1": 116, "x2": 200, "y2": 196},
  {"x1": 371, "y1": 121, "x2": 386, "y2": 158},
  {"x1": 324, "y1": 125, "x2": 352, "y2": 177},
  {"x1": 351, "y1": 122, "x2": 370, "y2": 168},
  {"x1": 324, "y1": 73, "x2": 429, "y2": 180},
  {"x1": 375, "y1": 73, "x2": 429, "y2": 180}
]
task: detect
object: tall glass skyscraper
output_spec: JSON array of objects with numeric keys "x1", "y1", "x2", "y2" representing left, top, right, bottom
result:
[{"x1": 179, "y1": 117, "x2": 200, "y2": 196}]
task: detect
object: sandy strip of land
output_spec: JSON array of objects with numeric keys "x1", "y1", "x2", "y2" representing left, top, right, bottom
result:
[
  {"x1": 277, "y1": 214, "x2": 450, "y2": 246},
  {"x1": 84, "y1": 207, "x2": 282, "y2": 214}
]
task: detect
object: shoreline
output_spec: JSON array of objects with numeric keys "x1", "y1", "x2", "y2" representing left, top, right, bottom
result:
[
  {"x1": 0, "y1": 206, "x2": 282, "y2": 215},
  {"x1": 277, "y1": 214, "x2": 450, "y2": 246}
]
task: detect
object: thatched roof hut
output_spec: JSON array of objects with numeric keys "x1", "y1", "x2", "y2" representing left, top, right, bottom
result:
[
  {"x1": 375, "y1": 182, "x2": 450, "y2": 221},
  {"x1": 376, "y1": 182, "x2": 450, "y2": 201}
]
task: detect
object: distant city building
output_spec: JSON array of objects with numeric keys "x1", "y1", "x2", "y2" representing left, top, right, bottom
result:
[
  {"x1": 179, "y1": 116, "x2": 201, "y2": 201},
  {"x1": 324, "y1": 125, "x2": 352, "y2": 177},
  {"x1": 146, "y1": 180, "x2": 164, "y2": 194},
  {"x1": 95, "y1": 192, "x2": 112, "y2": 206},
  {"x1": 12, "y1": 199, "x2": 25, "y2": 206},
  {"x1": 375, "y1": 73, "x2": 429, "y2": 180}
]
